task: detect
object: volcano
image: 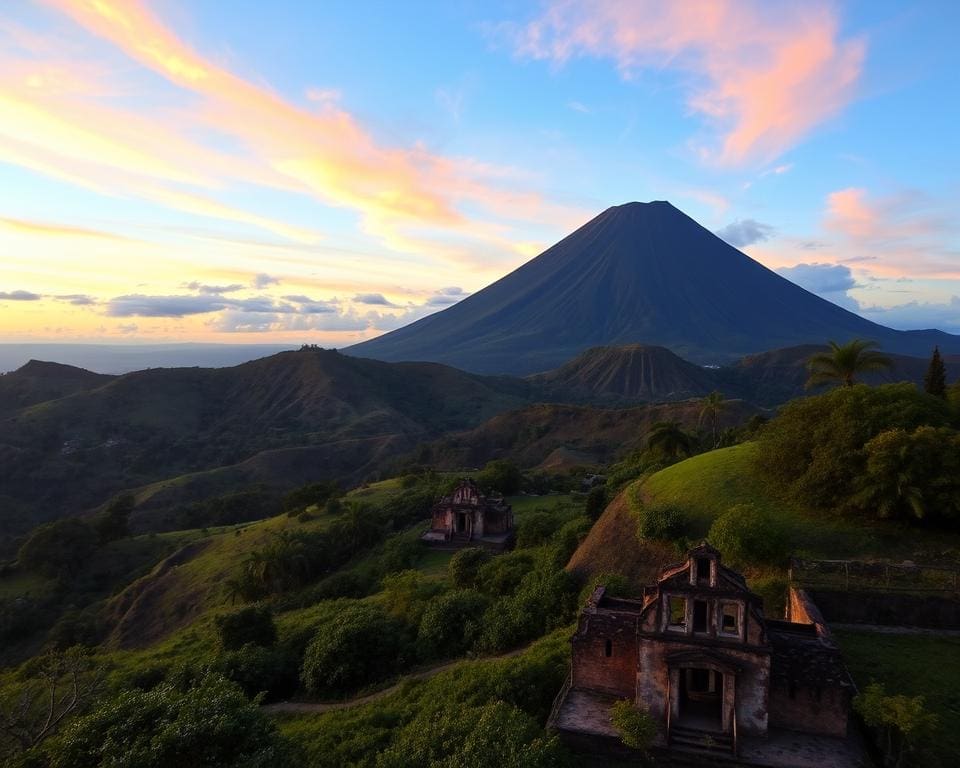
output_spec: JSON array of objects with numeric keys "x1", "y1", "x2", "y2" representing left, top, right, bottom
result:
[{"x1": 347, "y1": 201, "x2": 960, "y2": 375}]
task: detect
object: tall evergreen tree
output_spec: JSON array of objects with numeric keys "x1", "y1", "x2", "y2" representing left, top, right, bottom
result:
[{"x1": 924, "y1": 346, "x2": 947, "y2": 398}]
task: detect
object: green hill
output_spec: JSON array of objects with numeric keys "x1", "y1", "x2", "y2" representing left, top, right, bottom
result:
[{"x1": 568, "y1": 443, "x2": 960, "y2": 589}]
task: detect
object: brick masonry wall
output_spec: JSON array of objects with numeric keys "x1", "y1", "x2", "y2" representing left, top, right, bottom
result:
[
  {"x1": 571, "y1": 613, "x2": 638, "y2": 698},
  {"x1": 769, "y1": 680, "x2": 850, "y2": 737}
]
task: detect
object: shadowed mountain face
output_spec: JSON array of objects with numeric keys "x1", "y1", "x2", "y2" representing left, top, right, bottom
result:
[
  {"x1": 0, "y1": 360, "x2": 115, "y2": 414},
  {"x1": 348, "y1": 201, "x2": 960, "y2": 374}
]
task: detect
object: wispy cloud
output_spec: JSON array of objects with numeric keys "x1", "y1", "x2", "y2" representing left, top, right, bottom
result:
[
  {"x1": 715, "y1": 219, "x2": 775, "y2": 248},
  {"x1": 0, "y1": 215, "x2": 130, "y2": 241},
  {"x1": 501, "y1": 0, "x2": 865, "y2": 165},
  {"x1": 353, "y1": 293, "x2": 398, "y2": 307},
  {"x1": 18, "y1": 0, "x2": 582, "y2": 261},
  {"x1": 0, "y1": 290, "x2": 42, "y2": 301},
  {"x1": 825, "y1": 187, "x2": 960, "y2": 277},
  {"x1": 776, "y1": 262, "x2": 860, "y2": 311}
]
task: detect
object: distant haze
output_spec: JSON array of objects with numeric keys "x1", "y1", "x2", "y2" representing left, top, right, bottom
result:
[{"x1": 0, "y1": 344, "x2": 295, "y2": 374}]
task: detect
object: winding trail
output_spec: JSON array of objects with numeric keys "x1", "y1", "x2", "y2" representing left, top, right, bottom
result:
[{"x1": 263, "y1": 645, "x2": 529, "y2": 715}]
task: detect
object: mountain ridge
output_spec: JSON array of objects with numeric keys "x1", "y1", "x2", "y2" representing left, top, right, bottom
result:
[{"x1": 347, "y1": 201, "x2": 960, "y2": 374}]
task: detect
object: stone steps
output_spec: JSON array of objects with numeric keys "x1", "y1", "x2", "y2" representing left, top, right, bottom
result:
[{"x1": 669, "y1": 724, "x2": 734, "y2": 756}]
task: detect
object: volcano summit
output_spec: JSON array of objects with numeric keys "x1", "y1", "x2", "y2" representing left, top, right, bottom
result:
[{"x1": 348, "y1": 201, "x2": 960, "y2": 375}]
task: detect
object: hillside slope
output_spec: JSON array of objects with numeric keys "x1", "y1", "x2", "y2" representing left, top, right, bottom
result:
[
  {"x1": 0, "y1": 349, "x2": 526, "y2": 540},
  {"x1": 0, "y1": 359, "x2": 114, "y2": 414},
  {"x1": 348, "y1": 201, "x2": 960, "y2": 374},
  {"x1": 415, "y1": 399, "x2": 760, "y2": 471},
  {"x1": 529, "y1": 344, "x2": 716, "y2": 402}
]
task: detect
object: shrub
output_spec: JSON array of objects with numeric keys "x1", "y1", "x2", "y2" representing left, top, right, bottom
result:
[
  {"x1": 584, "y1": 486, "x2": 608, "y2": 521},
  {"x1": 636, "y1": 504, "x2": 689, "y2": 542},
  {"x1": 448, "y1": 547, "x2": 492, "y2": 589},
  {"x1": 579, "y1": 573, "x2": 632, "y2": 605},
  {"x1": 417, "y1": 589, "x2": 490, "y2": 660},
  {"x1": 18, "y1": 519, "x2": 98, "y2": 581},
  {"x1": 609, "y1": 699, "x2": 656, "y2": 752},
  {"x1": 300, "y1": 603, "x2": 407, "y2": 695},
  {"x1": 381, "y1": 569, "x2": 438, "y2": 625},
  {"x1": 477, "y1": 552, "x2": 534, "y2": 596},
  {"x1": 757, "y1": 383, "x2": 950, "y2": 511},
  {"x1": 708, "y1": 504, "x2": 791, "y2": 567},
  {"x1": 378, "y1": 536, "x2": 422, "y2": 575},
  {"x1": 375, "y1": 701, "x2": 565, "y2": 768},
  {"x1": 47, "y1": 673, "x2": 297, "y2": 768},
  {"x1": 476, "y1": 460, "x2": 523, "y2": 495},
  {"x1": 216, "y1": 643, "x2": 299, "y2": 702},
  {"x1": 215, "y1": 605, "x2": 277, "y2": 651},
  {"x1": 516, "y1": 510, "x2": 555, "y2": 549},
  {"x1": 854, "y1": 682, "x2": 938, "y2": 767}
]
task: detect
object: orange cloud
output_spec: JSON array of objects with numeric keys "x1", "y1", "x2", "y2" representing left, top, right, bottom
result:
[
  {"x1": 0, "y1": 215, "x2": 131, "y2": 241},
  {"x1": 508, "y1": 0, "x2": 865, "y2": 165}
]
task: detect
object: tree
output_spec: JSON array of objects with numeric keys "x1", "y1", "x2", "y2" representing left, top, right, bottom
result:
[
  {"x1": 708, "y1": 504, "x2": 791, "y2": 567},
  {"x1": 698, "y1": 391, "x2": 726, "y2": 448},
  {"x1": 0, "y1": 647, "x2": 104, "y2": 755},
  {"x1": 417, "y1": 589, "x2": 489, "y2": 659},
  {"x1": 924, "y1": 346, "x2": 947, "y2": 398},
  {"x1": 448, "y1": 547, "x2": 492, "y2": 589},
  {"x1": 300, "y1": 603, "x2": 406, "y2": 695},
  {"x1": 94, "y1": 494, "x2": 133, "y2": 544},
  {"x1": 17, "y1": 519, "x2": 99, "y2": 581},
  {"x1": 854, "y1": 682, "x2": 938, "y2": 768},
  {"x1": 609, "y1": 699, "x2": 656, "y2": 752},
  {"x1": 806, "y1": 339, "x2": 893, "y2": 389},
  {"x1": 215, "y1": 605, "x2": 277, "y2": 651},
  {"x1": 476, "y1": 460, "x2": 523, "y2": 495},
  {"x1": 46, "y1": 673, "x2": 297, "y2": 768},
  {"x1": 646, "y1": 421, "x2": 694, "y2": 461},
  {"x1": 584, "y1": 486, "x2": 608, "y2": 521}
]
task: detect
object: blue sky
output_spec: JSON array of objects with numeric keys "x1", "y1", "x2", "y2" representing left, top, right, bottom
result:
[{"x1": 1, "y1": 0, "x2": 958, "y2": 343}]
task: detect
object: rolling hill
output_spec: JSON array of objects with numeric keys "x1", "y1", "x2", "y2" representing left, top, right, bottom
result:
[
  {"x1": 347, "y1": 201, "x2": 960, "y2": 374},
  {"x1": 0, "y1": 359, "x2": 114, "y2": 414},
  {"x1": 0, "y1": 348, "x2": 527, "y2": 547}
]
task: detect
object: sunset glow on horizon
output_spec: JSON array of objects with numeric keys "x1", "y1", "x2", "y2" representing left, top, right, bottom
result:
[{"x1": 2, "y1": 0, "x2": 959, "y2": 344}]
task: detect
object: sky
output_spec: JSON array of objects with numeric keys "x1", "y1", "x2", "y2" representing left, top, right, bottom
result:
[{"x1": 1, "y1": 0, "x2": 959, "y2": 345}]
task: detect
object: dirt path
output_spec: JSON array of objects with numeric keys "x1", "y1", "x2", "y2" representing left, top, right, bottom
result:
[{"x1": 263, "y1": 646, "x2": 529, "y2": 715}]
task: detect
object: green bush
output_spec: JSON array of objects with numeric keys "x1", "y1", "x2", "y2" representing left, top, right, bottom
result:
[
  {"x1": 448, "y1": 547, "x2": 492, "y2": 589},
  {"x1": 477, "y1": 552, "x2": 534, "y2": 596},
  {"x1": 215, "y1": 605, "x2": 277, "y2": 651},
  {"x1": 18, "y1": 519, "x2": 99, "y2": 581},
  {"x1": 636, "y1": 504, "x2": 689, "y2": 542},
  {"x1": 46, "y1": 673, "x2": 297, "y2": 768},
  {"x1": 579, "y1": 573, "x2": 632, "y2": 605},
  {"x1": 378, "y1": 536, "x2": 422, "y2": 575},
  {"x1": 757, "y1": 383, "x2": 951, "y2": 512},
  {"x1": 216, "y1": 643, "x2": 299, "y2": 702},
  {"x1": 609, "y1": 699, "x2": 656, "y2": 752},
  {"x1": 708, "y1": 504, "x2": 791, "y2": 567},
  {"x1": 585, "y1": 486, "x2": 608, "y2": 521},
  {"x1": 300, "y1": 603, "x2": 408, "y2": 696},
  {"x1": 375, "y1": 701, "x2": 566, "y2": 768},
  {"x1": 417, "y1": 589, "x2": 490, "y2": 660},
  {"x1": 476, "y1": 460, "x2": 523, "y2": 495},
  {"x1": 516, "y1": 510, "x2": 555, "y2": 549}
]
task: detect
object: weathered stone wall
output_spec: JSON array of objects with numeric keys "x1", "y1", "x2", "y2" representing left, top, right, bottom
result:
[
  {"x1": 769, "y1": 680, "x2": 850, "y2": 737},
  {"x1": 571, "y1": 612, "x2": 638, "y2": 698},
  {"x1": 806, "y1": 589, "x2": 960, "y2": 629},
  {"x1": 636, "y1": 637, "x2": 770, "y2": 736}
]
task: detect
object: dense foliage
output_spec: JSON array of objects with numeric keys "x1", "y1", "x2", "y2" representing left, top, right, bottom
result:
[
  {"x1": 215, "y1": 605, "x2": 277, "y2": 651},
  {"x1": 707, "y1": 504, "x2": 791, "y2": 567},
  {"x1": 756, "y1": 384, "x2": 959, "y2": 525},
  {"x1": 300, "y1": 603, "x2": 408, "y2": 695},
  {"x1": 45, "y1": 674, "x2": 297, "y2": 768},
  {"x1": 609, "y1": 699, "x2": 656, "y2": 752}
]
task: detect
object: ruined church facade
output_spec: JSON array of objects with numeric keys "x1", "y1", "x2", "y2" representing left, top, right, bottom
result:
[
  {"x1": 550, "y1": 544, "x2": 853, "y2": 759},
  {"x1": 420, "y1": 478, "x2": 514, "y2": 550}
]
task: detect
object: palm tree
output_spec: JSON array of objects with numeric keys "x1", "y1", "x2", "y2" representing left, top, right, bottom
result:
[
  {"x1": 806, "y1": 339, "x2": 893, "y2": 389},
  {"x1": 698, "y1": 391, "x2": 726, "y2": 448},
  {"x1": 647, "y1": 421, "x2": 694, "y2": 460}
]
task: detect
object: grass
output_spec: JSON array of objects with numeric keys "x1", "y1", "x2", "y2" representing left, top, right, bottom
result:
[
  {"x1": 835, "y1": 628, "x2": 960, "y2": 764},
  {"x1": 640, "y1": 442, "x2": 960, "y2": 563}
]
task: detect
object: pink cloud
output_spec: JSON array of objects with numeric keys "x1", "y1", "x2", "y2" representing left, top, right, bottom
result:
[{"x1": 507, "y1": 0, "x2": 865, "y2": 165}]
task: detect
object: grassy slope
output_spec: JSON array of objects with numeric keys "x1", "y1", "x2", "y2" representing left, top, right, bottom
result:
[{"x1": 834, "y1": 629, "x2": 960, "y2": 764}]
